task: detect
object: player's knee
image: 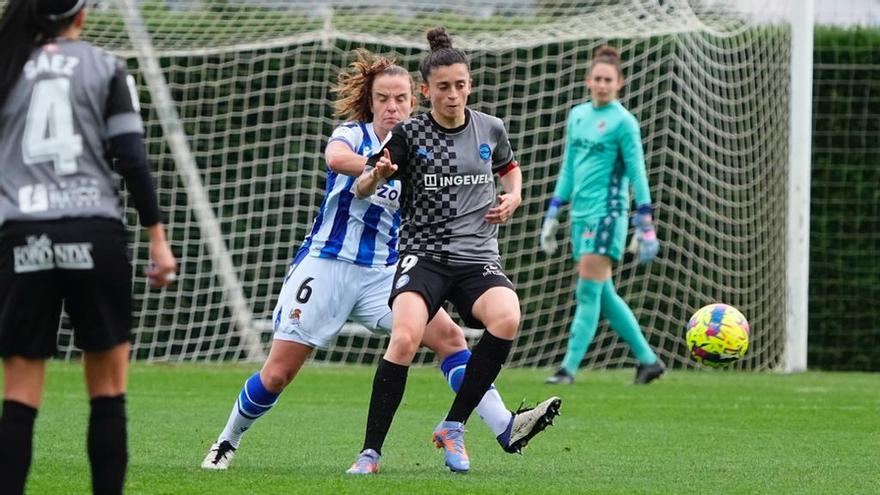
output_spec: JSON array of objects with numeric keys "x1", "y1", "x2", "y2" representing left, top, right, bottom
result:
[
  {"x1": 436, "y1": 321, "x2": 467, "y2": 349},
  {"x1": 487, "y1": 311, "x2": 520, "y2": 339},
  {"x1": 443, "y1": 329, "x2": 467, "y2": 352},
  {"x1": 388, "y1": 328, "x2": 422, "y2": 358},
  {"x1": 260, "y1": 367, "x2": 294, "y2": 393}
]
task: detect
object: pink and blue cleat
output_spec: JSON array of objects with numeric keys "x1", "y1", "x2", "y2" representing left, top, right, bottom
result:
[
  {"x1": 345, "y1": 448, "x2": 380, "y2": 474},
  {"x1": 432, "y1": 421, "x2": 470, "y2": 473}
]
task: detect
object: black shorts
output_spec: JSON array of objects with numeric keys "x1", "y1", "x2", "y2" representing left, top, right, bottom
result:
[
  {"x1": 0, "y1": 218, "x2": 132, "y2": 358},
  {"x1": 389, "y1": 254, "x2": 516, "y2": 329}
]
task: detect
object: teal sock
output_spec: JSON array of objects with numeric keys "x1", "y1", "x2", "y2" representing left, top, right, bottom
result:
[
  {"x1": 560, "y1": 279, "x2": 604, "y2": 375},
  {"x1": 601, "y1": 280, "x2": 657, "y2": 364}
]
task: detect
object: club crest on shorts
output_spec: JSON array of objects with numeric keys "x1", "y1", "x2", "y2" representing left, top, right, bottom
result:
[
  {"x1": 482, "y1": 263, "x2": 503, "y2": 277},
  {"x1": 395, "y1": 274, "x2": 410, "y2": 289},
  {"x1": 288, "y1": 308, "x2": 302, "y2": 328}
]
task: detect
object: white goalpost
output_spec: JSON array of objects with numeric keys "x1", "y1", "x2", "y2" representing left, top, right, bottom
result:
[
  {"x1": 784, "y1": 0, "x2": 814, "y2": 373},
  {"x1": 47, "y1": 0, "x2": 804, "y2": 369}
]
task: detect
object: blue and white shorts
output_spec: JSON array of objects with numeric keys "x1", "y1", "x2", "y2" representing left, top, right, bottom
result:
[{"x1": 271, "y1": 255, "x2": 394, "y2": 349}]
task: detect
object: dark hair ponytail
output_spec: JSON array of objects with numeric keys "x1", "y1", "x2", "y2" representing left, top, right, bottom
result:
[
  {"x1": 419, "y1": 26, "x2": 469, "y2": 82},
  {"x1": 0, "y1": 0, "x2": 84, "y2": 106}
]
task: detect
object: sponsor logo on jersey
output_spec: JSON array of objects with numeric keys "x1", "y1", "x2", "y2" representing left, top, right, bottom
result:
[
  {"x1": 597, "y1": 120, "x2": 607, "y2": 132},
  {"x1": 416, "y1": 147, "x2": 434, "y2": 160},
  {"x1": 18, "y1": 184, "x2": 49, "y2": 213},
  {"x1": 350, "y1": 180, "x2": 400, "y2": 210},
  {"x1": 479, "y1": 143, "x2": 491, "y2": 160},
  {"x1": 13, "y1": 234, "x2": 94, "y2": 273},
  {"x1": 18, "y1": 179, "x2": 102, "y2": 214},
  {"x1": 423, "y1": 173, "x2": 493, "y2": 191},
  {"x1": 395, "y1": 274, "x2": 410, "y2": 289},
  {"x1": 582, "y1": 230, "x2": 595, "y2": 239},
  {"x1": 573, "y1": 138, "x2": 605, "y2": 153}
]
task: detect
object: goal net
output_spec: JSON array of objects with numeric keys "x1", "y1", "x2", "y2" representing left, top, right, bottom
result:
[{"x1": 51, "y1": 0, "x2": 794, "y2": 369}]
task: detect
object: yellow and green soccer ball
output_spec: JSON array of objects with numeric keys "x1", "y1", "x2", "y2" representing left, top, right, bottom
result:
[{"x1": 686, "y1": 303, "x2": 750, "y2": 367}]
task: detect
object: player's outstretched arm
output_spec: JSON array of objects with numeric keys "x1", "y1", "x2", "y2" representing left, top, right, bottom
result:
[
  {"x1": 355, "y1": 149, "x2": 397, "y2": 199},
  {"x1": 326, "y1": 140, "x2": 369, "y2": 177}
]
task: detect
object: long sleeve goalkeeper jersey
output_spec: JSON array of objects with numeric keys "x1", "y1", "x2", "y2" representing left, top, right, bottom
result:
[{"x1": 552, "y1": 100, "x2": 652, "y2": 220}]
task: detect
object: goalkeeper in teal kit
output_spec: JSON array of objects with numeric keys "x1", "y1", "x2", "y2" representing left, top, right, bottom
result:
[{"x1": 540, "y1": 45, "x2": 664, "y2": 385}]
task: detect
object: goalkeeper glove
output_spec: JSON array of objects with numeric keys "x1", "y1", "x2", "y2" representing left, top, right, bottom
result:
[
  {"x1": 539, "y1": 197, "x2": 563, "y2": 255},
  {"x1": 629, "y1": 204, "x2": 660, "y2": 264}
]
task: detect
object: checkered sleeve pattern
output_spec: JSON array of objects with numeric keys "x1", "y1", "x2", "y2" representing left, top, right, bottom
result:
[{"x1": 398, "y1": 115, "x2": 459, "y2": 263}]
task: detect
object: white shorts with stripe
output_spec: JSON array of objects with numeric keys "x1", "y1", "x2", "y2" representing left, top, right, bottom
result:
[{"x1": 271, "y1": 255, "x2": 394, "y2": 349}]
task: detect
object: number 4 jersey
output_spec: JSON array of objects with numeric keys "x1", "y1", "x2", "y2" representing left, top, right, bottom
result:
[{"x1": 0, "y1": 38, "x2": 144, "y2": 227}]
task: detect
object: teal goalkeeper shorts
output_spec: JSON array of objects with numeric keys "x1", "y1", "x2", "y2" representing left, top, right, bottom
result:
[{"x1": 571, "y1": 212, "x2": 629, "y2": 262}]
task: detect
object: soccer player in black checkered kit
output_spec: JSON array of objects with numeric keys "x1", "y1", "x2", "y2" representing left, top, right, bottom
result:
[
  {"x1": 349, "y1": 27, "x2": 557, "y2": 474},
  {"x1": 0, "y1": 1, "x2": 176, "y2": 494}
]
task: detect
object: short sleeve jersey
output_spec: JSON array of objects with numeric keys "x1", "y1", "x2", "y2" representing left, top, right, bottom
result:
[
  {"x1": 0, "y1": 38, "x2": 143, "y2": 227},
  {"x1": 552, "y1": 100, "x2": 651, "y2": 220},
  {"x1": 294, "y1": 121, "x2": 402, "y2": 267},
  {"x1": 372, "y1": 110, "x2": 516, "y2": 265}
]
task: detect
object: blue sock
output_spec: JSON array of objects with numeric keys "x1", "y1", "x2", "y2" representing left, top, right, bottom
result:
[
  {"x1": 441, "y1": 349, "x2": 472, "y2": 392},
  {"x1": 601, "y1": 280, "x2": 657, "y2": 364},
  {"x1": 440, "y1": 350, "x2": 510, "y2": 436},
  {"x1": 237, "y1": 372, "x2": 279, "y2": 419},
  {"x1": 219, "y1": 372, "x2": 280, "y2": 447}
]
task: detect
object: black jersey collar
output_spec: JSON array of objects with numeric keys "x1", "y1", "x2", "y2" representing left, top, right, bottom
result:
[{"x1": 427, "y1": 108, "x2": 471, "y2": 134}]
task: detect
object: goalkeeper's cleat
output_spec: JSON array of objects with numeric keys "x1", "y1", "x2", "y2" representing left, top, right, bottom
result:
[
  {"x1": 432, "y1": 421, "x2": 470, "y2": 473},
  {"x1": 497, "y1": 396, "x2": 562, "y2": 454},
  {"x1": 345, "y1": 448, "x2": 380, "y2": 474},
  {"x1": 201, "y1": 440, "x2": 236, "y2": 470},
  {"x1": 634, "y1": 360, "x2": 666, "y2": 384},
  {"x1": 545, "y1": 368, "x2": 575, "y2": 385}
]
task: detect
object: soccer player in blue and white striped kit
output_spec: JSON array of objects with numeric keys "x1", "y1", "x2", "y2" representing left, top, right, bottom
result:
[{"x1": 202, "y1": 50, "x2": 559, "y2": 471}]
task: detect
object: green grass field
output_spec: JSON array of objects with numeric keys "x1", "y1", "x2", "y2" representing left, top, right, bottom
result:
[{"x1": 12, "y1": 363, "x2": 880, "y2": 494}]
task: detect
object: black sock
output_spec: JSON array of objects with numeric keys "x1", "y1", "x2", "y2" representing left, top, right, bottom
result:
[
  {"x1": 362, "y1": 359, "x2": 409, "y2": 455},
  {"x1": 446, "y1": 332, "x2": 513, "y2": 423},
  {"x1": 88, "y1": 395, "x2": 127, "y2": 495},
  {"x1": 0, "y1": 400, "x2": 38, "y2": 495}
]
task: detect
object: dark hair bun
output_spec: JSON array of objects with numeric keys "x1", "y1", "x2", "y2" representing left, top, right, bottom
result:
[
  {"x1": 36, "y1": 0, "x2": 84, "y2": 18},
  {"x1": 593, "y1": 45, "x2": 620, "y2": 62},
  {"x1": 426, "y1": 27, "x2": 453, "y2": 51}
]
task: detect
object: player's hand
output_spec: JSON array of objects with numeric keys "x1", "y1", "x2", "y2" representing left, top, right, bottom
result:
[
  {"x1": 485, "y1": 193, "x2": 521, "y2": 224},
  {"x1": 539, "y1": 218, "x2": 559, "y2": 255},
  {"x1": 145, "y1": 225, "x2": 177, "y2": 288},
  {"x1": 371, "y1": 149, "x2": 397, "y2": 180},
  {"x1": 629, "y1": 206, "x2": 659, "y2": 264}
]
